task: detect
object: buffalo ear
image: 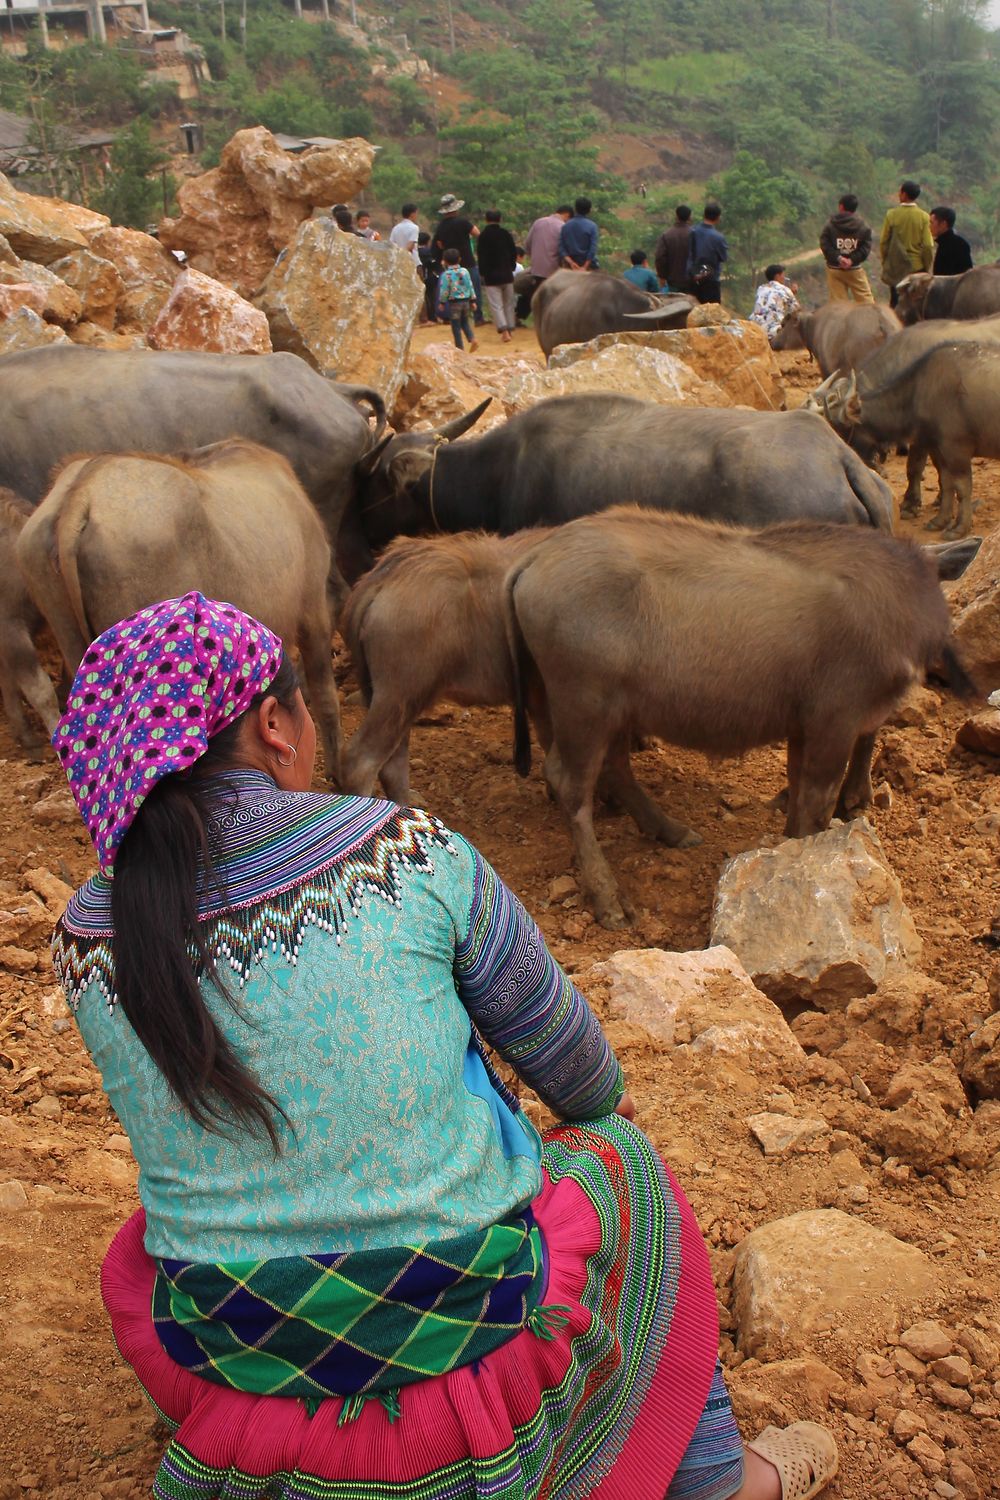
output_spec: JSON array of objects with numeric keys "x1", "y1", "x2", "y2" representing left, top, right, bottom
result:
[
  {"x1": 845, "y1": 392, "x2": 863, "y2": 421},
  {"x1": 387, "y1": 445, "x2": 435, "y2": 494}
]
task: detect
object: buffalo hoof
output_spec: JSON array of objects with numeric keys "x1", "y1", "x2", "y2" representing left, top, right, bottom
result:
[
  {"x1": 942, "y1": 528, "x2": 969, "y2": 542},
  {"x1": 673, "y1": 827, "x2": 703, "y2": 849},
  {"x1": 899, "y1": 502, "x2": 921, "y2": 519},
  {"x1": 924, "y1": 515, "x2": 949, "y2": 532}
]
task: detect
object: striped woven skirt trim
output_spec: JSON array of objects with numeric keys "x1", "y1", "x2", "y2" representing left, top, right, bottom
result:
[{"x1": 100, "y1": 1117, "x2": 720, "y2": 1500}]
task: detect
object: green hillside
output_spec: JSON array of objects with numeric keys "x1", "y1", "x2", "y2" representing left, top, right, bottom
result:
[{"x1": 2, "y1": 0, "x2": 999, "y2": 309}]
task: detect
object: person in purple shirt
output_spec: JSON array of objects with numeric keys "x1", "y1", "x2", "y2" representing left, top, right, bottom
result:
[
  {"x1": 559, "y1": 196, "x2": 599, "y2": 270},
  {"x1": 517, "y1": 204, "x2": 573, "y2": 321}
]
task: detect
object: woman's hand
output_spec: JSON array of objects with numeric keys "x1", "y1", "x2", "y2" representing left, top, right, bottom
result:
[{"x1": 615, "y1": 1092, "x2": 636, "y2": 1121}]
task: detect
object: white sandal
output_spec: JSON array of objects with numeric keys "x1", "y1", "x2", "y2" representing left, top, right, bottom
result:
[{"x1": 747, "y1": 1422, "x2": 838, "y2": 1500}]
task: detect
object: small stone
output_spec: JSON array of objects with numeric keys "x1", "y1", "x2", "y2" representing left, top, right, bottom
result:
[
  {"x1": 32, "y1": 791, "x2": 78, "y2": 827},
  {"x1": 934, "y1": 1483, "x2": 959, "y2": 1499},
  {"x1": 907, "y1": 1432, "x2": 946, "y2": 1475},
  {"x1": 0, "y1": 1179, "x2": 29, "y2": 1211},
  {"x1": 900, "y1": 1320, "x2": 954, "y2": 1362},
  {"x1": 845, "y1": 1184, "x2": 869, "y2": 1204},
  {"x1": 957, "y1": 1327, "x2": 999, "y2": 1372},
  {"x1": 956, "y1": 710, "x2": 1000, "y2": 756},
  {"x1": 105, "y1": 1134, "x2": 131, "y2": 1152},
  {"x1": 30, "y1": 1094, "x2": 61, "y2": 1120},
  {"x1": 548, "y1": 875, "x2": 578, "y2": 903},
  {"x1": 22, "y1": 866, "x2": 74, "y2": 912},
  {"x1": 931, "y1": 1355, "x2": 973, "y2": 1387},
  {"x1": 929, "y1": 1378, "x2": 973, "y2": 1411},
  {"x1": 892, "y1": 1409, "x2": 926, "y2": 1443},
  {"x1": 722, "y1": 792, "x2": 750, "y2": 810},
  {"x1": 948, "y1": 1456, "x2": 982, "y2": 1499},
  {"x1": 873, "y1": 781, "x2": 893, "y2": 810},
  {"x1": 0, "y1": 944, "x2": 38, "y2": 973},
  {"x1": 747, "y1": 1111, "x2": 828, "y2": 1156}
]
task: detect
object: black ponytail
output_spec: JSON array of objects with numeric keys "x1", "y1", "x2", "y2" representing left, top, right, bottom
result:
[{"x1": 111, "y1": 655, "x2": 301, "y2": 1151}]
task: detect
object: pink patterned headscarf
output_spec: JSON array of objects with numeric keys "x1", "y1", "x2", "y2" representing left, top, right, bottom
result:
[{"x1": 53, "y1": 593, "x2": 284, "y2": 876}]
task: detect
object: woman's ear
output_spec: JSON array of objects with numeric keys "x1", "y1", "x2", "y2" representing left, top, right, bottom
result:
[{"x1": 254, "y1": 694, "x2": 286, "y2": 755}]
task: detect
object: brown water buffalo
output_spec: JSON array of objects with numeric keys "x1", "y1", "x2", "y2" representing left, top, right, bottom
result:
[
  {"x1": 771, "y1": 301, "x2": 901, "y2": 377},
  {"x1": 356, "y1": 396, "x2": 894, "y2": 547},
  {"x1": 819, "y1": 341, "x2": 1000, "y2": 538},
  {"x1": 0, "y1": 490, "x2": 60, "y2": 755},
  {"x1": 505, "y1": 508, "x2": 974, "y2": 927},
  {"x1": 895, "y1": 266, "x2": 1000, "y2": 324},
  {"x1": 0, "y1": 344, "x2": 388, "y2": 610},
  {"x1": 531, "y1": 270, "x2": 695, "y2": 359},
  {"x1": 340, "y1": 530, "x2": 548, "y2": 801},
  {"x1": 17, "y1": 441, "x2": 343, "y2": 779}
]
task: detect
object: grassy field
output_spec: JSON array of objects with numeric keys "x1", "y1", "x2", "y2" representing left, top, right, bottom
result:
[{"x1": 611, "y1": 50, "x2": 750, "y2": 97}]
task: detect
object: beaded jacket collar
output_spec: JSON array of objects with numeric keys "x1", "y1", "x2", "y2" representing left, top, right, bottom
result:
[{"x1": 53, "y1": 770, "x2": 453, "y2": 1011}]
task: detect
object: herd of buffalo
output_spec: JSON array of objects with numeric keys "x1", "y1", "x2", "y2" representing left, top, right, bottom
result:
[{"x1": 0, "y1": 266, "x2": 994, "y2": 922}]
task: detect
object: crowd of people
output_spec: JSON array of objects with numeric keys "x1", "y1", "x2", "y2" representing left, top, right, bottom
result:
[
  {"x1": 747, "y1": 179, "x2": 975, "y2": 341},
  {"x1": 332, "y1": 178, "x2": 974, "y2": 354}
]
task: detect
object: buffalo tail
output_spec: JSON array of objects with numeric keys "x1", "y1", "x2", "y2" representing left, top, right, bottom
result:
[{"x1": 502, "y1": 561, "x2": 534, "y2": 778}]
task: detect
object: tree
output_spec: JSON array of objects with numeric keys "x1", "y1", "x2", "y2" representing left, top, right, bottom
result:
[
  {"x1": 93, "y1": 120, "x2": 171, "y2": 229},
  {"x1": 708, "y1": 150, "x2": 810, "y2": 281}
]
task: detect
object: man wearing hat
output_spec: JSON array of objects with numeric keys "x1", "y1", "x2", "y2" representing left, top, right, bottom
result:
[{"x1": 433, "y1": 193, "x2": 483, "y2": 324}]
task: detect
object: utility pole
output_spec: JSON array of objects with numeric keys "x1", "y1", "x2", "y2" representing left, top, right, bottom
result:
[
  {"x1": 240, "y1": 0, "x2": 246, "y2": 47},
  {"x1": 219, "y1": 0, "x2": 226, "y2": 45}
]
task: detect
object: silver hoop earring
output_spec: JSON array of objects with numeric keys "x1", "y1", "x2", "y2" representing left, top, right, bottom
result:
[{"x1": 276, "y1": 744, "x2": 297, "y2": 768}]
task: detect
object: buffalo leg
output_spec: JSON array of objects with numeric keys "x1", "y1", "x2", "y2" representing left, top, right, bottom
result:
[
  {"x1": 298, "y1": 618, "x2": 343, "y2": 787},
  {"x1": 0, "y1": 631, "x2": 59, "y2": 754},
  {"x1": 786, "y1": 731, "x2": 855, "y2": 837},
  {"x1": 899, "y1": 444, "x2": 930, "y2": 516},
  {"x1": 548, "y1": 734, "x2": 631, "y2": 929},
  {"x1": 602, "y1": 737, "x2": 702, "y2": 847},
  {"x1": 943, "y1": 463, "x2": 974, "y2": 540},
  {"x1": 341, "y1": 695, "x2": 414, "y2": 798},
  {"x1": 834, "y1": 732, "x2": 877, "y2": 820}
]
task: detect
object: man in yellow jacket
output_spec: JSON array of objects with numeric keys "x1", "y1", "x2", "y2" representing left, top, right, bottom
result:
[{"x1": 880, "y1": 180, "x2": 934, "y2": 308}]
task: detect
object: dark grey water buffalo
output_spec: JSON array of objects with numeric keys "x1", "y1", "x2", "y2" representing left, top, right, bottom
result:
[
  {"x1": 895, "y1": 266, "x2": 1000, "y2": 324},
  {"x1": 819, "y1": 341, "x2": 1000, "y2": 538},
  {"x1": 356, "y1": 395, "x2": 894, "y2": 549},
  {"x1": 0, "y1": 344, "x2": 389, "y2": 608},
  {"x1": 772, "y1": 301, "x2": 900, "y2": 377},
  {"x1": 531, "y1": 270, "x2": 695, "y2": 359},
  {"x1": 504, "y1": 508, "x2": 975, "y2": 927}
]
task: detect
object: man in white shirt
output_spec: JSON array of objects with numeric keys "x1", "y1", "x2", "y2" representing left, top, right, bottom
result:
[{"x1": 389, "y1": 203, "x2": 420, "y2": 259}]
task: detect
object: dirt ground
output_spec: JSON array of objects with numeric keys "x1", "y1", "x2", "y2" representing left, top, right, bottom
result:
[{"x1": 0, "y1": 340, "x2": 998, "y2": 1500}]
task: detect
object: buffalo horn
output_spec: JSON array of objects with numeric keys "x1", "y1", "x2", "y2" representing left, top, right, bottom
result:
[
  {"x1": 622, "y1": 295, "x2": 695, "y2": 325},
  {"x1": 356, "y1": 432, "x2": 394, "y2": 476},
  {"x1": 436, "y1": 397, "x2": 493, "y2": 441}
]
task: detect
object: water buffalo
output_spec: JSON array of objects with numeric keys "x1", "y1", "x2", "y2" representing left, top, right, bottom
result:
[
  {"x1": 771, "y1": 301, "x2": 900, "y2": 377},
  {"x1": 0, "y1": 344, "x2": 389, "y2": 610},
  {"x1": 531, "y1": 270, "x2": 695, "y2": 359},
  {"x1": 340, "y1": 530, "x2": 547, "y2": 801},
  {"x1": 504, "y1": 508, "x2": 974, "y2": 927},
  {"x1": 0, "y1": 490, "x2": 60, "y2": 755},
  {"x1": 817, "y1": 341, "x2": 1000, "y2": 538},
  {"x1": 806, "y1": 313, "x2": 1000, "y2": 503},
  {"x1": 895, "y1": 266, "x2": 1000, "y2": 324},
  {"x1": 356, "y1": 395, "x2": 894, "y2": 547},
  {"x1": 17, "y1": 441, "x2": 343, "y2": 779}
]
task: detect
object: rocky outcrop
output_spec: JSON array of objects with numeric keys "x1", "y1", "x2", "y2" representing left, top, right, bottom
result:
[
  {"x1": 259, "y1": 221, "x2": 422, "y2": 405},
  {"x1": 710, "y1": 820, "x2": 922, "y2": 1010},
  {"x1": 392, "y1": 343, "x2": 531, "y2": 432},
  {"x1": 159, "y1": 127, "x2": 376, "y2": 295},
  {"x1": 86, "y1": 226, "x2": 179, "y2": 331},
  {"x1": 148, "y1": 268, "x2": 271, "y2": 354},
  {"x1": 505, "y1": 339, "x2": 726, "y2": 410},
  {"x1": 949, "y1": 523, "x2": 1000, "y2": 689},
  {"x1": 0, "y1": 306, "x2": 71, "y2": 354},
  {"x1": 0, "y1": 256, "x2": 82, "y2": 325},
  {"x1": 591, "y1": 945, "x2": 807, "y2": 1081},
  {"x1": 48, "y1": 249, "x2": 124, "y2": 331},
  {"x1": 542, "y1": 321, "x2": 785, "y2": 411},
  {"x1": 0, "y1": 173, "x2": 108, "y2": 265},
  {"x1": 733, "y1": 1209, "x2": 938, "y2": 1361},
  {"x1": 0, "y1": 283, "x2": 47, "y2": 320},
  {"x1": 956, "y1": 709, "x2": 1000, "y2": 756}
]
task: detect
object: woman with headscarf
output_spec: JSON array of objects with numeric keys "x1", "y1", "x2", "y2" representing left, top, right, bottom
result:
[{"x1": 51, "y1": 593, "x2": 838, "y2": 1500}]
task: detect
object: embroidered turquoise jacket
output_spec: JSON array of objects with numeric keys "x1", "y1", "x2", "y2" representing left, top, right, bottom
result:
[{"x1": 54, "y1": 772, "x2": 624, "y2": 1262}]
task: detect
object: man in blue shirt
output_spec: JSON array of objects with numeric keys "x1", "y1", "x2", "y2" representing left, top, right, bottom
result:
[
  {"x1": 559, "y1": 196, "x2": 599, "y2": 271},
  {"x1": 687, "y1": 202, "x2": 728, "y2": 304},
  {"x1": 622, "y1": 249, "x2": 659, "y2": 295}
]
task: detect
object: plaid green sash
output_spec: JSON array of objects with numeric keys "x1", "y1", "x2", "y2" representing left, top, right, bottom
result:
[{"x1": 153, "y1": 1208, "x2": 552, "y2": 1406}]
